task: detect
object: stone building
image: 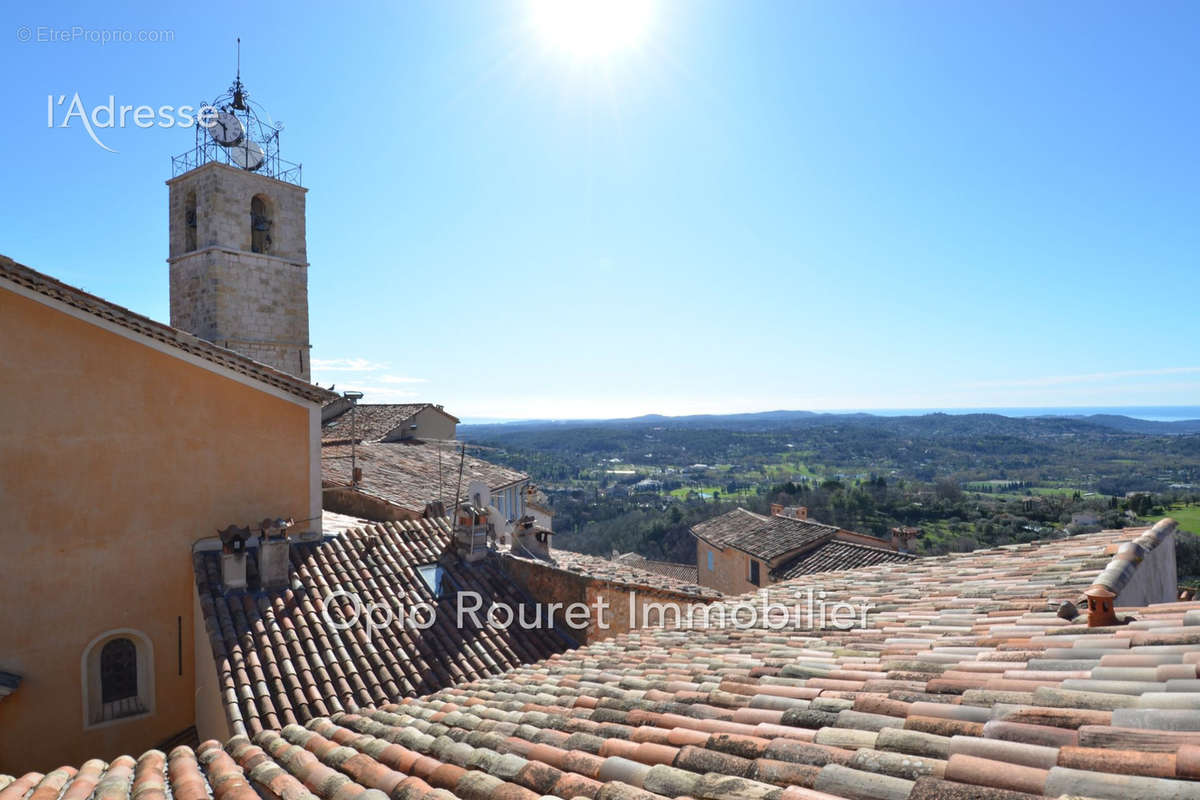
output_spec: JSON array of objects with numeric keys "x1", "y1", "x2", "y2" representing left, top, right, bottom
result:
[
  {"x1": 167, "y1": 162, "x2": 311, "y2": 379},
  {"x1": 692, "y1": 505, "x2": 917, "y2": 595}
]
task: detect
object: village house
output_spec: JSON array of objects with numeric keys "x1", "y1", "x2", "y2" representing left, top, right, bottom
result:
[
  {"x1": 321, "y1": 401, "x2": 460, "y2": 443},
  {"x1": 319, "y1": 397, "x2": 548, "y2": 544},
  {"x1": 523, "y1": 484, "x2": 556, "y2": 531},
  {"x1": 691, "y1": 504, "x2": 918, "y2": 595},
  {"x1": 0, "y1": 255, "x2": 330, "y2": 771},
  {"x1": 320, "y1": 440, "x2": 537, "y2": 534}
]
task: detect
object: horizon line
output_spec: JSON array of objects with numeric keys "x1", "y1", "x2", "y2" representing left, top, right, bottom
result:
[{"x1": 458, "y1": 404, "x2": 1200, "y2": 425}]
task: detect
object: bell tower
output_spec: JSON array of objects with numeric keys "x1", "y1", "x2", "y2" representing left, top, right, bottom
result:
[{"x1": 166, "y1": 60, "x2": 311, "y2": 380}]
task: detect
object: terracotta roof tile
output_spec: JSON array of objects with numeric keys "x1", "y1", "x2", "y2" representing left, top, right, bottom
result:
[
  {"x1": 690, "y1": 508, "x2": 770, "y2": 547},
  {"x1": 773, "y1": 540, "x2": 917, "y2": 579},
  {"x1": 14, "y1": 519, "x2": 1200, "y2": 800},
  {"x1": 613, "y1": 554, "x2": 701, "y2": 585},
  {"x1": 323, "y1": 442, "x2": 528, "y2": 514},
  {"x1": 194, "y1": 518, "x2": 572, "y2": 736},
  {"x1": 322, "y1": 405, "x2": 459, "y2": 443}
]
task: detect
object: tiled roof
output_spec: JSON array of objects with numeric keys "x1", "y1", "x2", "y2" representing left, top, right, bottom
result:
[
  {"x1": 14, "y1": 521, "x2": 1200, "y2": 800},
  {"x1": 321, "y1": 510, "x2": 375, "y2": 534},
  {"x1": 615, "y1": 554, "x2": 702, "y2": 585},
  {"x1": 691, "y1": 507, "x2": 769, "y2": 547},
  {"x1": 323, "y1": 442, "x2": 529, "y2": 513},
  {"x1": 0, "y1": 255, "x2": 334, "y2": 404},
  {"x1": 724, "y1": 515, "x2": 843, "y2": 561},
  {"x1": 193, "y1": 518, "x2": 572, "y2": 737},
  {"x1": 773, "y1": 540, "x2": 917, "y2": 580},
  {"x1": 693, "y1": 508, "x2": 898, "y2": 564},
  {"x1": 323, "y1": 404, "x2": 459, "y2": 443},
  {"x1": 507, "y1": 550, "x2": 721, "y2": 599}
]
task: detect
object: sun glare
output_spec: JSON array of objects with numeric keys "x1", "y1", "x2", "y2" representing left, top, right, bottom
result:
[{"x1": 529, "y1": 0, "x2": 655, "y2": 59}]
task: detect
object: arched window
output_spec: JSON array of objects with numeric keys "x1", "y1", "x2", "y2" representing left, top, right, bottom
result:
[
  {"x1": 184, "y1": 190, "x2": 197, "y2": 251},
  {"x1": 250, "y1": 194, "x2": 273, "y2": 254},
  {"x1": 82, "y1": 629, "x2": 153, "y2": 727},
  {"x1": 100, "y1": 638, "x2": 137, "y2": 704}
]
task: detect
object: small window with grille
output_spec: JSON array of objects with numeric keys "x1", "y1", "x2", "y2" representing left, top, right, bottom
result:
[{"x1": 84, "y1": 630, "x2": 153, "y2": 727}]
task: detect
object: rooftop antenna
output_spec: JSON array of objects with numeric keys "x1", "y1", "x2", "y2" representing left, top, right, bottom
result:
[{"x1": 451, "y1": 443, "x2": 466, "y2": 526}]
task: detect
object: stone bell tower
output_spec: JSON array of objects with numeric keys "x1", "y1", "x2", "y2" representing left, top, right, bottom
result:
[{"x1": 166, "y1": 69, "x2": 311, "y2": 380}]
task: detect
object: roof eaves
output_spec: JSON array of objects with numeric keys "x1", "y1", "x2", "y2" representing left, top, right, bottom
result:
[{"x1": 1, "y1": 255, "x2": 334, "y2": 405}]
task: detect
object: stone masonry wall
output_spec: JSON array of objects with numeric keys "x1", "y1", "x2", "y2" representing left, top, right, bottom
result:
[
  {"x1": 167, "y1": 162, "x2": 310, "y2": 380},
  {"x1": 500, "y1": 555, "x2": 717, "y2": 644}
]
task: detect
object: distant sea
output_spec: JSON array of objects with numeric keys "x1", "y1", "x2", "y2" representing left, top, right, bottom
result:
[{"x1": 829, "y1": 406, "x2": 1200, "y2": 423}]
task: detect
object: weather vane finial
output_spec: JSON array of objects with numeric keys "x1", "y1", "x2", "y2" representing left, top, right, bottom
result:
[{"x1": 231, "y1": 37, "x2": 246, "y2": 111}]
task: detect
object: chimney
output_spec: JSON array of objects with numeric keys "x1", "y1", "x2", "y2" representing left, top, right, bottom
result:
[
  {"x1": 258, "y1": 518, "x2": 293, "y2": 589},
  {"x1": 890, "y1": 526, "x2": 920, "y2": 553},
  {"x1": 218, "y1": 524, "x2": 251, "y2": 589},
  {"x1": 515, "y1": 516, "x2": 552, "y2": 559},
  {"x1": 454, "y1": 505, "x2": 490, "y2": 562},
  {"x1": 770, "y1": 503, "x2": 783, "y2": 517},
  {"x1": 1084, "y1": 586, "x2": 1120, "y2": 627},
  {"x1": 796, "y1": 506, "x2": 808, "y2": 521}
]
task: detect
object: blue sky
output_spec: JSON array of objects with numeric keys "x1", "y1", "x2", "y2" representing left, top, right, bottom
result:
[{"x1": 2, "y1": 1, "x2": 1198, "y2": 419}]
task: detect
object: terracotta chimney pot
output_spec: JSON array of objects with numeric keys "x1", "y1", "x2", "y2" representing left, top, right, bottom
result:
[{"x1": 1084, "y1": 586, "x2": 1119, "y2": 627}]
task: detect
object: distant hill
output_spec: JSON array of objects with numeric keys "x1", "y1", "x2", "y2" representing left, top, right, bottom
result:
[
  {"x1": 461, "y1": 409, "x2": 1200, "y2": 436},
  {"x1": 1059, "y1": 414, "x2": 1200, "y2": 435}
]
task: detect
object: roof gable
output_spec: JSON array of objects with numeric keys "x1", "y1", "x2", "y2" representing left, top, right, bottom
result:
[{"x1": 0, "y1": 255, "x2": 332, "y2": 404}]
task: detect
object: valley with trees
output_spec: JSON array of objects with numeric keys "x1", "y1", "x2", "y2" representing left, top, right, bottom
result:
[{"x1": 460, "y1": 411, "x2": 1200, "y2": 586}]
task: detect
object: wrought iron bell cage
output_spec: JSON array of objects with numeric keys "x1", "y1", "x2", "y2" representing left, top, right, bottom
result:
[{"x1": 170, "y1": 74, "x2": 302, "y2": 186}]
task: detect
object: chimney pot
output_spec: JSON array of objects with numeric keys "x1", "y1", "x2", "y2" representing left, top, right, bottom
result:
[
  {"x1": 1084, "y1": 586, "x2": 1120, "y2": 627},
  {"x1": 258, "y1": 536, "x2": 291, "y2": 589},
  {"x1": 797, "y1": 506, "x2": 808, "y2": 521}
]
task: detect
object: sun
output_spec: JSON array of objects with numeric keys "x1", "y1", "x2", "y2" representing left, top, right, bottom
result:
[{"x1": 528, "y1": 0, "x2": 655, "y2": 59}]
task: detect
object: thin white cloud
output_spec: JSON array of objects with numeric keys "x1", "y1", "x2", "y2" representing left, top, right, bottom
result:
[
  {"x1": 311, "y1": 358, "x2": 390, "y2": 372},
  {"x1": 379, "y1": 374, "x2": 429, "y2": 384},
  {"x1": 965, "y1": 366, "x2": 1200, "y2": 389}
]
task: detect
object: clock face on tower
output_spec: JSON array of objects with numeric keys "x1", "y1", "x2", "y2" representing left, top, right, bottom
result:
[
  {"x1": 228, "y1": 138, "x2": 265, "y2": 171},
  {"x1": 206, "y1": 110, "x2": 245, "y2": 147}
]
